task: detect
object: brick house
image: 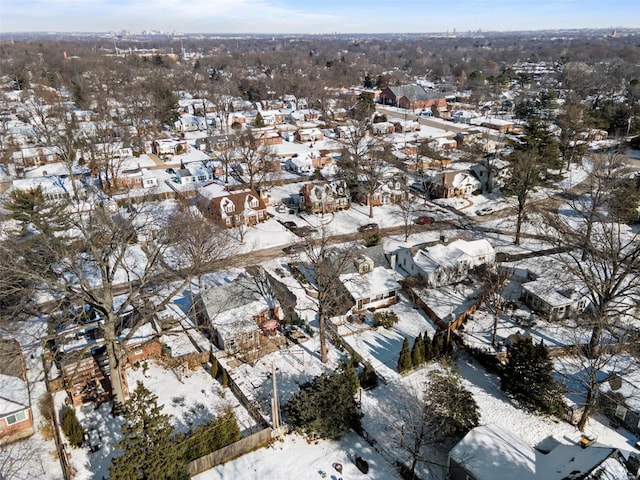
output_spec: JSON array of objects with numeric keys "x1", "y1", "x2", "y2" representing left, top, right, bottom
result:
[
  {"x1": 0, "y1": 339, "x2": 34, "y2": 443},
  {"x1": 380, "y1": 84, "x2": 447, "y2": 111},
  {"x1": 197, "y1": 184, "x2": 268, "y2": 228}
]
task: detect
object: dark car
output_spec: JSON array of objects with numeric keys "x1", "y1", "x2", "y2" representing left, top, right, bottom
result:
[
  {"x1": 282, "y1": 221, "x2": 298, "y2": 231},
  {"x1": 358, "y1": 223, "x2": 379, "y2": 233},
  {"x1": 415, "y1": 216, "x2": 435, "y2": 225},
  {"x1": 282, "y1": 244, "x2": 304, "y2": 254}
]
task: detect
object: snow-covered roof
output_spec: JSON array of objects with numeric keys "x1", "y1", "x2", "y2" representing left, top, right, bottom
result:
[
  {"x1": 450, "y1": 424, "x2": 622, "y2": 480},
  {"x1": 413, "y1": 239, "x2": 494, "y2": 273},
  {"x1": 0, "y1": 373, "x2": 29, "y2": 415},
  {"x1": 340, "y1": 267, "x2": 400, "y2": 302}
]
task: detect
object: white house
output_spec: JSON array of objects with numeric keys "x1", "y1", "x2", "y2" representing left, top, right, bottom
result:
[
  {"x1": 397, "y1": 239, "x2": 495, "y2": 287},
  {"x1": 521, "y1": 280, "x2": 589, "y2": 320},
  {"x1": 449, "y1": 424, "x2": 628, "y2": 480},
  {"x1": 340, "y1": 263, "x2": 401, "y2": 311}
]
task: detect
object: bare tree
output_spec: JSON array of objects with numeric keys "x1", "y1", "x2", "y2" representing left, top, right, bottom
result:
[
  {"x1": 337, "y1": 122, "x2": 388, "y2": 218},
  {"x1": 235, "y1": 130, "x2": 277, "y2": 192},
  {"x1": 541, "y1": 156, "x2": 640, "y2": 430},
  {"x1": 2, "y1": 188, "x2": 229, "y2": 405},
  {"x1": 299, "y1": 225, "x2": 357, "y2": 363},
  {"x1": 479, "y1": 264, "x2": 512, "y2": 347}
]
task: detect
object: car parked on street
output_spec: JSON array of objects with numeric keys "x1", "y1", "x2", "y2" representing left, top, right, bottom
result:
[
  {"x1": 282, "y1": 244, "x2": 305, "y2": 254},
  {"x1": 415, "y1": 216, "x2": 435, "y2": 225},
  {"x1": 282, "y1": 221, "x2": 298, "y2": 231},
  {"x1": 358, "y1": 223, "x2": 379, "y2": 233},
  {"x1": 475, "y1": 206, "x2": 496, "y2": 216}
]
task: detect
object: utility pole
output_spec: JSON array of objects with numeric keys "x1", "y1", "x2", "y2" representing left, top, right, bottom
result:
[{"x1": 271, "y1": 363, "x2": 282, "y2": 436}]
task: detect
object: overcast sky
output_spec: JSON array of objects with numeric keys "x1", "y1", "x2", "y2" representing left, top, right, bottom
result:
[{"x1": 2, "y1": 0, "x2": 638, "y2": 34}]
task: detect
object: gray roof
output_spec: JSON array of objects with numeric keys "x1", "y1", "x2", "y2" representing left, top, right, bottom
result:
[{"x1": 386, "y1": 84, "x2": 441, "y2": 102}]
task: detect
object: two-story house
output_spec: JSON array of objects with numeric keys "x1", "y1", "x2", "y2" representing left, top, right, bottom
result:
[{"x1": 299, "y1": 181, "x2": 351, "y2": 214}]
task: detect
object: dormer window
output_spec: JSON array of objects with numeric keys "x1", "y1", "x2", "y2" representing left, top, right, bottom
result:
[{"x1": 249, "y1": 196, "x2": 259, "y2": 208}]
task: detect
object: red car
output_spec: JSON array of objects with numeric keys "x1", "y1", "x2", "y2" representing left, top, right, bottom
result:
[{"x1": 415, "y1": 216, "x2": 435, "y2": 225}]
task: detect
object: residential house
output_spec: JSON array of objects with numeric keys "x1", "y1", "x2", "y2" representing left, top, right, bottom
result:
[
  {"x1": 449, "y1": 424, "x2": 629, "y2": 480},
  {"x1": 356, "y1": 174, "x2": 408, "y2": 207},
  {"x1": 299, "y1": 180, "x2": 351, "y2": 214},
  {"x1": 393, "y1": 120, "x2": 421, "y2": 133},
  {"x1": 521, "y1": 280, "x2": 589, "y2": 321},
  {"x1": 196, "y1": 273, "x2": 282, "y2": 355},
  {"x1": 152, "y1": 138, "x2": 189, "y2": 156},
  {"x1": 11, "y1": 176, "x2": 87, "y2": 203},
  {"x1": 397, "y1": 239, "x2": 495, "y2": 287},
  {"x1": 469, "y1": 157, "x2": 509, "y2": 193},
  {"x1": 480, "y1": 117, "x2": 515, "y2": 133},
  {"x1": 340, "y1": 256, "x2": 400, "y2": 311},
  {"x1": 197, "y1": 183, "x2": 268, "y2": 228},
  {"x1": 251, "y1": 127, "x2": 282, "y2": 147},
  {"x1": 380, "y1": 84, "x2": 447, "y2": 111},
  {"x1": 370, "y1": 121, "x2": 395, "y2": 136},
  {"x1": 295, "y1": 127, "x2": 324, "y2": 143},
  {"x1": 598, "y1": 374, "x2": 640, "y2": 436},
  {"x1": 0, "y1": 339, "x2": 34, "y2": 443},
  {"x1": 428, "y1": 170, "x2": 481, "y2": 199}
]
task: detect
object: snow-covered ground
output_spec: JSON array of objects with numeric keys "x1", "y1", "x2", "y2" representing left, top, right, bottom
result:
[{"x1": 193, "y1": 431, "x2": 403, "y2": 480}]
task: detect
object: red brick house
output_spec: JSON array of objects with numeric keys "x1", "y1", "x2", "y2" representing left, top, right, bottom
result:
[
  {"x1": 380, "y1": 84, "x2": 447, "y2": 111},
  {"x1": 197, "y1": 185, "x2": 268, "y2": 228},
  {"x1": 0, "y1": 339, "x2": 34, "y2": 443}
]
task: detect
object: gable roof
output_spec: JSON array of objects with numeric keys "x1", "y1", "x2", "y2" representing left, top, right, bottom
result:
[
  {"x1": 450, "y1": 424, "x2": 623, "y2": 480},
  {"x1": 385, "y1": 84, "x2": 443, "y2": 103}
]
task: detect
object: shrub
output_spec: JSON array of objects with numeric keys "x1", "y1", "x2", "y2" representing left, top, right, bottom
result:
[
  {"x1": 373, "y1": 311, "x2": 398, "y2": 329},
  {"x1": 60, "y1": 406, "x2": 84, "y2": 447}
]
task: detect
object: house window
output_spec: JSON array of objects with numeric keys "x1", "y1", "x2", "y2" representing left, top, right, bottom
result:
[
  {"x1": 4, "y1": 410, "x2": 28, "y2": 425},
  {"x1": 225, "y1": 203, "x2": 235, "y2": 213},
  {"x1": 134, "y1": 348, "x2": 143, "y2": 356},
  {"x1": 249, "y1": 197, "x2": 259, "y2": 208},
  {"x1": 615, "y1": 404, "x2": 627, "y2": 420}
]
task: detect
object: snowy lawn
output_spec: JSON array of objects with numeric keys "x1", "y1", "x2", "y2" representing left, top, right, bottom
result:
[
  {"x1": 193, "y1": 431, "x2": 403, "y2": 480},
  {"x1": 338, "y1": 294, "x2": 438, "y2": 383}
]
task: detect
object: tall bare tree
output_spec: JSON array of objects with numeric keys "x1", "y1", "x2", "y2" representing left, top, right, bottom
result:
[
  {"x1": 541, "y1": 156, "x2": 640, "y2": 430},
  {"x1": 299, "y1": 226, "x2": 357, "y2": 363}
]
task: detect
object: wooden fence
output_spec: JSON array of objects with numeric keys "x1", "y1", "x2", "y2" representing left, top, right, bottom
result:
[{"x1": 187, "y1": 427, "x2": 274, "y2": 476}]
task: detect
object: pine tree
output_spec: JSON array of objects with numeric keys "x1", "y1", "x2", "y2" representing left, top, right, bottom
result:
[
  {"x1": 221, "y1": 369, "x2": 229, "y2": 388},
  {"x1": 283, "y1": 363, "x2": 361, "y2": 439},
  {"x1": 110, "y1": 382, "x2": 189, "y2": 480},
  {"x1": 501, "y1": 336, "x2": 566, "y2": 416},
  {"x1": 359, "y1": 362, "x2": 379, "y2": 390},
  {"x1": 60, "y1": 406, "x2": 84, "y2": 447},
  {"x1": 411, "y1": 334, "x2": 424, "y2": 367},
  {"x1": 210, "y1": 358, "x2": 218, "y2": 379},
  {"x1": 424, "y1": 370, "x2": 480, "y2": 440},
  {"x1": 397, "y1": 337, "x2": 413, "y2": 373},
  {"x1": 254, "y1": 111, "x2": 266, "y2": 128},
  {"x1": 423, "y1": 332, "x2": 433, "y2": 362},
  {"x1": 432, "y1": 332, "x2": 444, "y2": 358}
]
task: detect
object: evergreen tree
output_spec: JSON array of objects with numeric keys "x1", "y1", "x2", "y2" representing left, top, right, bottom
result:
[
  {"x1": 110, "y1": 382, "x2": 189, "y2": 480},
  {"x1": 210, "y1": 358, "x2": 218, "y2": 379},
  {"x1": 359, "y1": 362, "x2": 379, "y2": 390},
  {"x1": 254, "y1": 111, "x2": 266, "y2": 128},
  {"x1": 283, "y1": 363, "x2": 361, "y2": 439},
  {"x1": 423, "y1": 332, "x2": 433, "y2": 362},
  {"x1": 424, "y1": 370, "x2": 480, "y2": 440},
  {"x1": 221, "y1": 369, "x2": 229, "y2": 388},
  {"x1": 60, "y1": 406, "x2": 84, "y2": 447},
  {"x1": 411, "y1": 334, "x2": 425, "y2": 367},
  {"x1": 501, "y1": 336, "x2": 566, "y2": 416},
  {"x1": 432, "y1": 332, "x2": 444, "y2": 358},
  {"x1": 397, "y1": 337, "x2": 413, "y2": 373}
]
